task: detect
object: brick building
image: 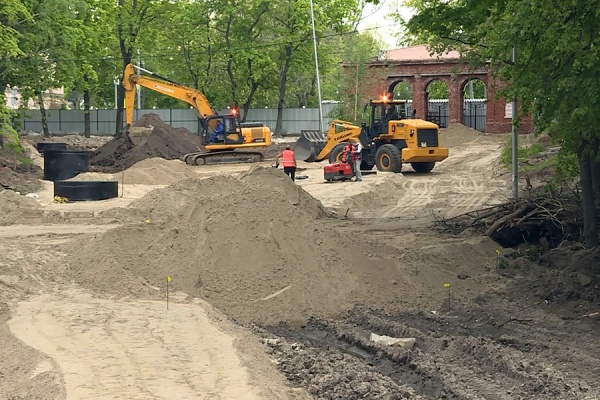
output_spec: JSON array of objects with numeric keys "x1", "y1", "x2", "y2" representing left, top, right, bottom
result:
[{"x1": 354, "y1": 45, "x2": 533, "y2": 134}]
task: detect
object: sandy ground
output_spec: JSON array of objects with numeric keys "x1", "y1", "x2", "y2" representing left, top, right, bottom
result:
[
  {"x1": 0, "y1": 226, "x2": 308, "y2": 400},
  {"x1": 2, "y1": 126, "x2": 599, "y2": 399},
  {"x1": 9, "y1": 289, "x2": 264, "y2": 400}
]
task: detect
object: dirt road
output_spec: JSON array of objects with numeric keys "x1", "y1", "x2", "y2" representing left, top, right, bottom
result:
[{"x1": 9, "y1": 288, "x2": 262, "y2": 400}]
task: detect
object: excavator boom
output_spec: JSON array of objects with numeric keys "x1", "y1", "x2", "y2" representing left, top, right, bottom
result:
[{"x1": 121, "y1": 64, "x2": 271, "y2": 165}]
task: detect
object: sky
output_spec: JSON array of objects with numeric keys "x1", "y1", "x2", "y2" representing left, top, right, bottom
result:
[{"x1": 356, "y1": 0, "x2": 415, "y2": 50}]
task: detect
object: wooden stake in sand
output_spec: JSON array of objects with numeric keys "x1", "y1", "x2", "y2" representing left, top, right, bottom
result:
[
  {"x1": 121, "y1": 165, "x2": 124, "y2": 198},
  {"x1": 444, "y1": 282, "x2": 451, "y2": 311},
  {"x1": 166, "y1": 275, "x2": 171, "y2": 309}
]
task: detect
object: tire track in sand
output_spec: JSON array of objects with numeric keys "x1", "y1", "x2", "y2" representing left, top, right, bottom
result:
[{"x1": 8, "y1": 287, "x2": 262, "y2": 400}]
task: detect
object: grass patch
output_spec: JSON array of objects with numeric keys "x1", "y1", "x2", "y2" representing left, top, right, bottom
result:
[{"x1": 500, "y1": 136, "x2": 545, "y2": 167}]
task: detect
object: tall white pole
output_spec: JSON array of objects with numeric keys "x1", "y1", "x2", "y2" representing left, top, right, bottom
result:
[
  {"x1": 511, "y1": 44, "x2": 518, "y2": 199},
  {"x1": 136, "y1": 49, "x2": 141, "y2": 110},
  {"x1": 309, "y1": 0, "x2": 324, "y2": 133}
]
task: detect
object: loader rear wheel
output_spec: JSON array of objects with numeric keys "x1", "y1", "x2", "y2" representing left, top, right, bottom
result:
[
  {"x1": 328, "y1": 144, "x2": 347, "y2": 164},
  {"x1": 411, "y1": 162, "x2": 435, "y2": 173},
  {"x1": 375, "y1": 144, "x2": 402, "y2": 173}
]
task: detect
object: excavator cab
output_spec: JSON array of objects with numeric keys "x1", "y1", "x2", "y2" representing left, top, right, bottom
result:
[{"x1": 201, "y1": 115, "x2": 244, "y2": 146}]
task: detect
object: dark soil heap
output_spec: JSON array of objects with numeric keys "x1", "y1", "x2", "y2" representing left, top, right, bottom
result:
[{"x1": 91, "y1": 113, "x2": 204, "y2": 171}]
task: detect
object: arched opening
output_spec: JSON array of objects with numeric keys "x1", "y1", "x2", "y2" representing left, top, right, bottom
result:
[
  {"x1": 425, "y1": 79, "x2": 449, "y2": 127},
  {"x1": 462, "y1": 78, "x2": 487, "y2": 131},
  {"x1": 389, "y1": 80, "x2": 413, "y2": 116}
]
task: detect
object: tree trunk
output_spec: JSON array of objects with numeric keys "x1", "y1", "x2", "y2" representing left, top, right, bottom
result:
[
  {"x1": 591, "y1": 147, "x2": 600, "y2": 197},
  {"x1": 241, "y1": 81, "x2": 260, "y2": 123},
  {"x1": 83, "y1": 89, "x2": 91, "y2": 138},
  {"x1": 578, "y1": 142, "x2": 599, "y2": 248},
  {"x1": 275, "y1": 45, "x2": 292, "y2": 137},
  {"x1": 37, "y1": 91, "x2": 50, "y2": 138}
]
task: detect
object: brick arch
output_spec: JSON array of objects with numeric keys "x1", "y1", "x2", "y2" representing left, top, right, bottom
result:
[
  {"x1": 353, "y1": 46, "x2": 534, "y2": 133},
  {"x1": 459, "y1": 77, "x2": 488, "y2": 129},
  {"x1": 387, "y1": 77, "x2": 415, "y2": 96},
  {"x1": 424, "y1": 78, "x2": 451, "y2": 127}
]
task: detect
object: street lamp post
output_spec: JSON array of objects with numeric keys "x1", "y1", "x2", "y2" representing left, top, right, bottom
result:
[
  {"x1": 309, "y1": 0, "x2": 324, "y2": 133},
  {"x1": 511, "y1": 44, "x2": 518, "y2": 199}
]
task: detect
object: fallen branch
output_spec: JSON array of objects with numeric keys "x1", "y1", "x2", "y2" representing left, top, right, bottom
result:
[{"x1": 485, "y1": 204, "x2": 527, "y2": 237}]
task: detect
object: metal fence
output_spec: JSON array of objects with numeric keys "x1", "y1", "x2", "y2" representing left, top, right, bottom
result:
[
  {"x1": 421, "y1": 99, "x2": 487, "y2": 132},
  {"x1": 15, "y1": 100, "x2": 489, "y2": 135},
  {"x1": 463, "y1": 100, "x2": 487, "y2": 132},
  {"x1": 16, "y1": 104, "x2": 338, "y2": 136},
  {"x1": 426, "y1": 100, "x2": 449, "y2": 128}
]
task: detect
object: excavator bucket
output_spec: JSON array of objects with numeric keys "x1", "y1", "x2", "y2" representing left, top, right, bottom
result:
[{"x1": 294, "y1": 130, "x2": 327, "y2": 162}]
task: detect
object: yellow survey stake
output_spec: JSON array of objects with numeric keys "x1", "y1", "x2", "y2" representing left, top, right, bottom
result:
[
  {"x1": 167, "y1": 276, "x2": 171, "y2": 282},
  {"x1": 444, "y1": 283, "x2": 450, "y2": 287}
]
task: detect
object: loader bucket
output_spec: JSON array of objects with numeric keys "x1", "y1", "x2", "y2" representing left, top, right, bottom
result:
[{"x1": 294, "y1": 130, "x2": 327, "y2": 162}]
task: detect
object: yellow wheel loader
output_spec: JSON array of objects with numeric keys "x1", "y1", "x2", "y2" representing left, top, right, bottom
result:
[{"x1": 295, "y1": 99, "x2": 449, "y2": 173}]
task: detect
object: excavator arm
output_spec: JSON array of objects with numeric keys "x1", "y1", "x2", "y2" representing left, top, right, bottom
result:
[{"x1": 122, "y1": 63, "x2": 217, "y2": 129}]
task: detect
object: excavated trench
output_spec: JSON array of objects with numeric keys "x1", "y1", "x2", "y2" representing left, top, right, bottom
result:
[{"x1": 261, "y1": 305, "x2": 595, "y2": 400}]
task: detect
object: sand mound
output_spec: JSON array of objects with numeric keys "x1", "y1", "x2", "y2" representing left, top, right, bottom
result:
[
  {"x1": 0, "y1": 190, "x2": 42, "y2": 225},
  {"x1": 340, "y1": 175, "x2": 406, "y2": 213},
  {"x1": 90, "y1": 113, "x2": 203, "y2": 172},
  {"x1": 70, "y1": 157, "x2": 200, "y2": 185},
  {"x1": 440, "y1": 123, "x2": 504, "y2": 148},
  {"x1": 68, "y1": 167, "x2": 410, "y2": 325}
]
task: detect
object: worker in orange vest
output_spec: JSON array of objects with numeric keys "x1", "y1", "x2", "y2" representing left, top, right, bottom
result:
[{"x1": 276, "y1": 145, "x2": 298, "y2": 181}]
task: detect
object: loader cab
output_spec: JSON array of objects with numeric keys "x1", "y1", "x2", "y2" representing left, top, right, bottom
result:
[
  {"x1": 367, "y1": 99, "x2": 408, "y2": 135},
  {"x1": 200, "y1": 114, "x2": 244, "y2": 146}
]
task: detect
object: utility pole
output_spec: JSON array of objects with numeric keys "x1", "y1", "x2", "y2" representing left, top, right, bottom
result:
[
  {"x1": 309, "y1": 0, "x2": 323, "y2": 133},
  {"x1": 511, "y1": 44, "x2": 518, "y2": 199},
  {"x1": 136, "y1": 49, "x2": 141, "y2": 110}
]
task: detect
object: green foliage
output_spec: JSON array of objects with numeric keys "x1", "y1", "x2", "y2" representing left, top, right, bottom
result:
[
  {"x1": 500, "y1": 137, "x2": 544, "y2": 167},
  {"x1": 394, "y1": 82, "x2": 412, "y2": 100},
  {"x1": 497, "y1": 257, "x2": 521, "y2": 270},
  {"x1": 554, "y1": 150, "x2": 580, "y2": 183},
  {"x1": 464, "y1": 80, "x2": 486, "y2": 99},
  {"x1": 1, "y1": 0, "x2": 367, "y2": 121},
  {"x1": 427, "y1": 80, "x2": 448, "y2": 99}
]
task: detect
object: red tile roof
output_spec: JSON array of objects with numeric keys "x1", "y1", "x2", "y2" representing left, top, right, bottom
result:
[{"x1": 386, "y1": 45, "x2": 460, "y2": 61}]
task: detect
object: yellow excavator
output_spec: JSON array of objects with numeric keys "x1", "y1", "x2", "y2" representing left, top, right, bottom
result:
[
  {"x1": 295, "y1": 98, "x2": 448, "y2": 173},
  {"x1": 122, "y1": 63, "x2": 271, "y2": 165}
]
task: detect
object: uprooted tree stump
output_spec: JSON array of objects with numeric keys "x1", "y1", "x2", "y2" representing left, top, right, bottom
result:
[{"x1": 432, "y1": 186, "x2": 595, "y2": 248}]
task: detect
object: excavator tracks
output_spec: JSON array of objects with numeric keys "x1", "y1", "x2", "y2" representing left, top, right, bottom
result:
[{"x1": 182, "y1": 151, "x2": 264, "y2": 166}]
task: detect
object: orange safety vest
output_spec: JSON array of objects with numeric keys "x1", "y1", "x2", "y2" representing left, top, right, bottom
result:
[
  {"x1": 342, "y1": 143, "x2": 353, "y2": 163},
  {"x1": 281, "y1": 149, "x2": 295, "y2": 167}
]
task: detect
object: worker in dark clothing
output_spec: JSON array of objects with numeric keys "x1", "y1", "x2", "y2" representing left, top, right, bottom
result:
[{"x1": 385, "y1": 105, "x2": 399, "y2": 121}]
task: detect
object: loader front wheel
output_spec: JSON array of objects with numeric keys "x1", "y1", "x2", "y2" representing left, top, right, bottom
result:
[
  {"x1": 328, "y1": 144, "x2": 347, "y2": 164},
  {"x1": 375, "y1": 144, "x2": 402, "y2": 173},
  {"x1": 360, "y1": 160, "x2": 375, "y2": 170},
  {"x1": 411, "y1": 162, "x2": 435, "y2": 173}
]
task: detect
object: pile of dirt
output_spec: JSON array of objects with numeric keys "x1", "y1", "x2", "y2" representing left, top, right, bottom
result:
[
  {"x1": 499, "y1": 245, "x2": 600, "y2": 319},
  {"x1": 0, "y1": 166, "x2": 42, "y2": 194},
  {"x1": 71, "y1": 157, "x2": 200, "y2": 185},
  {"x1": 90, "y1": 113, "x2": 204, "y2": 172},
  {"x1": 440, "y1": 123, "x2": 504, "y2": 148},
  {"x1": 23, "y1": 134, "x2": 112, "y2": 151},
  {"x1": 68, "y1": 166, "x2": 418, "y2": 325},
  {"x1": 339, "y1": 175, "x2": 407, "y2": 214},
  {"x1": 0, "y1": 190, "x2": 42, "y2": 225}
]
